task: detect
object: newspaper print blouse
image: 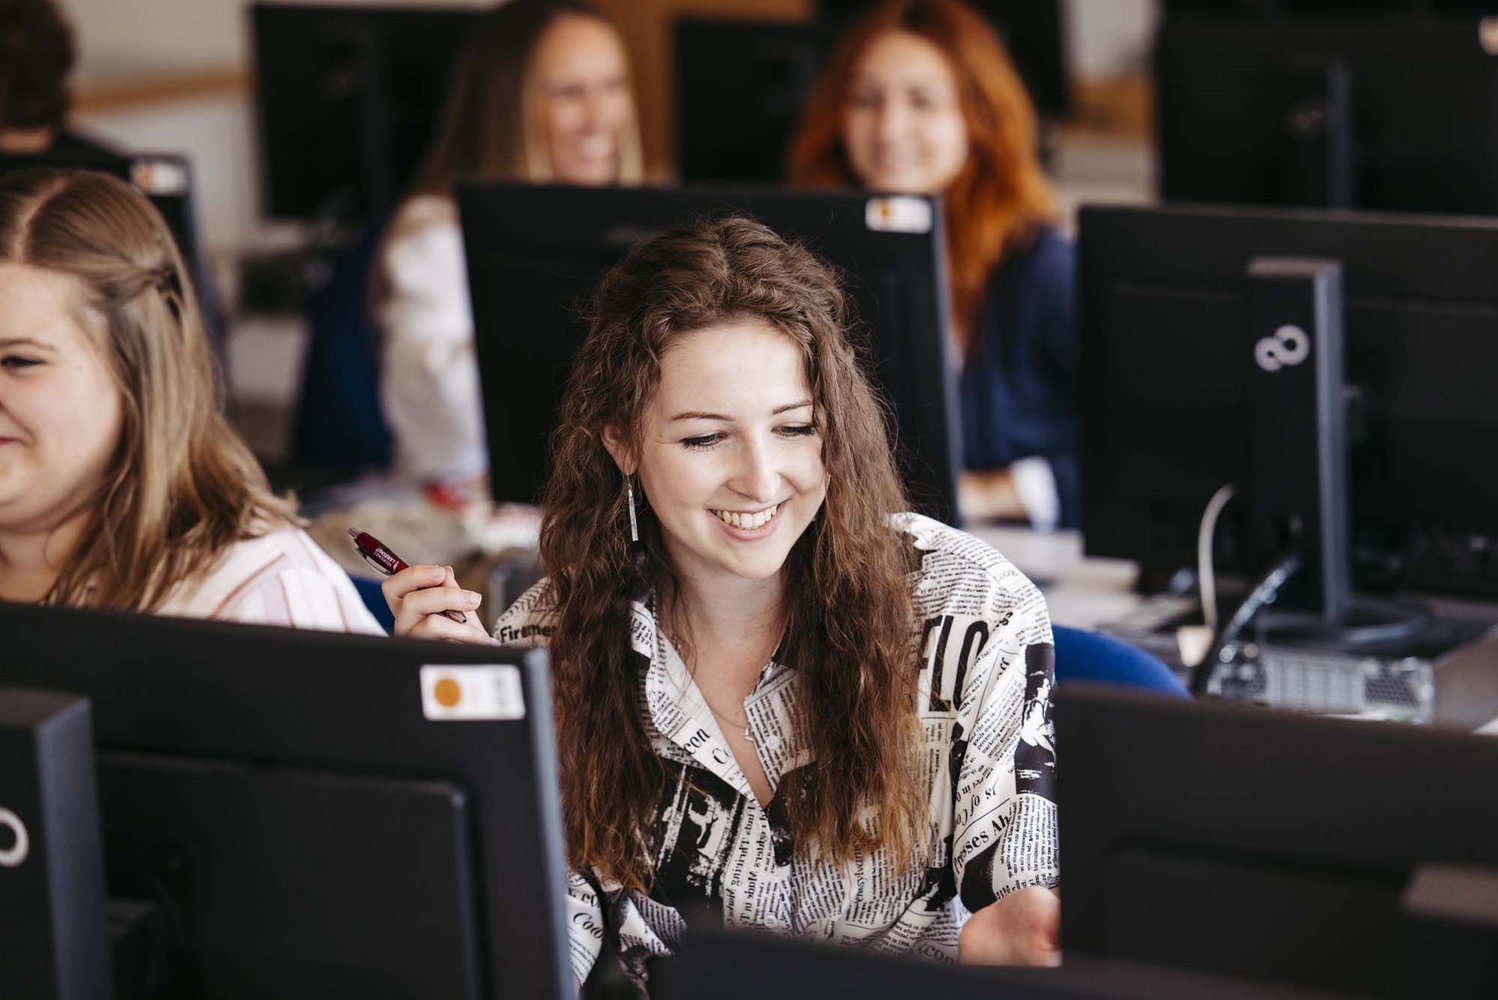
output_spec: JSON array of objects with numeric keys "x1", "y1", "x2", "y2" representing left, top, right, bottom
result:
[{"x1": 491, "y1": 512, "x2": 1059, "y2": 989}]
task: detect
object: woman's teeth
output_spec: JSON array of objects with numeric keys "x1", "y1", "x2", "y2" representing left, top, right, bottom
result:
[{"x1": 712, "y1": 504, "x2": 779, "y2": 530}]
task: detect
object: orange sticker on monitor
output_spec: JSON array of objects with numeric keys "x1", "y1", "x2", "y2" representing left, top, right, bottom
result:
[
  {"x1": 865, "y1": 195, "x2": 933, "y2": 234},
  {"x1": 420, "y1": 665, "x2": 524, "y2": 721}
]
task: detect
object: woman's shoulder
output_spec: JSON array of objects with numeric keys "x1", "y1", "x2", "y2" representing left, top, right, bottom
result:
[
  {"x1": 998, "y1": 223, "x2": 1073, "y2": 280},
  {"x1": 381, "y1": 195, "x2": 462, "y2": 266},
  {"x1": 211, "y1": 524, "x2": 365, "y2": 591},
  {"x1": 387, "y1": 193, "x2": 459, "y2": 237},
  {"x1": 981, "y1": 224, "x2": 1075, "y2": 337},
  {"x1": 157, "y1": 525, "x2": 383, "y2": 633},
  {"x1": 378, "y1": 196, "x2": 470, "y2": 319},
  {"x1": 491, "y1": 578, "x2": 558, "y2": 648},
  {"x1": 890, "y1": 512, "x2": 1048, "y2": 622},
  {"x1": 234, "y1": 523, "x2": 343, "y2": 567}
]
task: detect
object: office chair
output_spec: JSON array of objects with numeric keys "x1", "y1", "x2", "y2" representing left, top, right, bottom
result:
[
  {"x1": 351, "y1": 576, "x2": 395, "y2": 634},
  {"x1": 1052, "y1": 624, "x2": 1188, "y2": 697}
]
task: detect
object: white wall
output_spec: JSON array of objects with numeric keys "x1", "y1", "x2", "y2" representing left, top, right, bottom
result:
[
  {"x1": 64, "y1": 0, "x2": 1161, "y2": 88},
  {"x1": 66, "y1": 0, "x2": 495, "y2": 86},
  {"x1": 66, "y1": 0, "x2": 245, "y2": 86},
  {"x1": 68, "y1": 0, "x2": 496, "y2": 255},
  {"x1": 1066, "y1": 0, "x2": 1156, "y2": 78}
]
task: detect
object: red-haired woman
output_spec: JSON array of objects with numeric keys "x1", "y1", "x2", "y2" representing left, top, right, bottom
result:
[
  {"x1": 789, "y1": 0, "x2": 1076, "y2": 530},
  {"x1": 383, "y1": 217, "x2": 1059, "y2": 990}
]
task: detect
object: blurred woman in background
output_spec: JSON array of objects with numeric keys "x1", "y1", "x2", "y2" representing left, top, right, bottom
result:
[
  {"x1": 789, "y1": 0, "x2": 1077, "y2": 530},
  {"x1": 377, "y1": 0, "x2": 642, "y2": 495},
  {"x1": 0, "y1": 168, "x2": 380, "y2": 631}
]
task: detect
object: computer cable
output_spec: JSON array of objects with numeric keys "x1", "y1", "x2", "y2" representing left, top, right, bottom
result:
[
  {"x1": 1190, "y1": 551, "x2": 1302, "y2": 697},
  {"x1": 1173, "y1": 484, "x2": 1238, "y2": 669},
  {"x1": 1197, "y1": 483, "x2": 1238, "y2": 634}
]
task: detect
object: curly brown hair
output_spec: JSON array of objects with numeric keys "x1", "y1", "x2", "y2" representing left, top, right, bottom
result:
[{"x1": 539, "y1": 216, "x2": 925, "y2": 890}]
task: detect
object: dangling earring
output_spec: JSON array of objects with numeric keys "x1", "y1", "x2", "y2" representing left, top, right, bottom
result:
[{"x1": 625, "y1": 476, "x2": 640, "y2": 544}]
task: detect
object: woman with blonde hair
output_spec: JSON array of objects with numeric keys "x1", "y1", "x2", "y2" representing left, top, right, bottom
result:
[
  {"x1": 789, "y1": 0, "x2": 1077, "y2": 530},
  {"x1": 383, "y1": 217, "x2": 1060, "y2": 990},
  {"x1": 377, "y1": 0, "x2": 643, "y2": 494},
  {"x1": 0, "y1": 167, "x2": 380, "y2": 631}
]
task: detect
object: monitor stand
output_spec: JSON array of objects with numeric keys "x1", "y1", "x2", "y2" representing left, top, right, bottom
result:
[
  {"x1": 1283, "y1": 56, "x2": 1354, "y2": 209},
  {"x1": 1243, "y1": 255, "x2": 1430, "y2": 651},
  {"x1": 0, "y1": 688, "x2": 113, "y2": 1000},
  {"x1": 1107, "y1": 257, "x2": 1496, "y2": 716}
]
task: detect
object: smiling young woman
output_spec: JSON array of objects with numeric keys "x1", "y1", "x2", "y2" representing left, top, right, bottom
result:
[
  {"x1": 381, "y1": 216, "x2": 1061, "y2": 991},
  {"x1": 0, "y1": 167, "x2": 379, "y2": 631}
]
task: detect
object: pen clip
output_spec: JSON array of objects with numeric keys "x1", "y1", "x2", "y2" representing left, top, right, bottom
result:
[
  {"x1": 357, "y1": 548, "x2": 392, "y2": 576},
  {"x1": 349, "y1": 528, "x2": 392, "y2": 576}
]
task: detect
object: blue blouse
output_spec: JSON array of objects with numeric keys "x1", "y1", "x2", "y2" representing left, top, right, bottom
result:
[{"x1": 958, "y1": 225, "x2": 1079, "y2": 527}]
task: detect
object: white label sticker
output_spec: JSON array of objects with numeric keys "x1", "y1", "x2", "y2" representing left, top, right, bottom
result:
[
  {"x1": 420, "y1": 665, "x2": 525, "y2": 721},
  {"x1": 865, "y1": 195, "x2": 933, "y2": 234},
  {"x1": 130, "y1": 158, "x2": 190, "y2": 196}
]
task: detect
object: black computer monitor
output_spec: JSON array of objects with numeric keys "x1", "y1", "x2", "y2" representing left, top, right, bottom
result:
[
  {"x1": 1078, "y1": 202, "x2": 1498, "y2": 606},
  {"x1": 674, "y1": 19, "x2": 831, "y2": 186},
  {"x1": 1163, "y1": 2, "x2": 1496, "y2": 14},
  {"x1": 456, "y1": 183, "x2": 961, "y2": 524},
  {"x1": 250, "y1": 2, "x2": 480, "y2": 222},
  {"x1": 676, "y1": 2, "x2": 1068, "y2": 185},
  {"x1": 1157, "y1": 15, "x2": 1498, "y2": 214},
  {"x1": 0, "y1": 603, "x2": 571, "y2": 1000},
  {"x1": 653, "y1": 924, "x2": 1336, "y2": 999},
  {"x1": 1056, "y1": 684, "x2": 1498, "y2": 997}
]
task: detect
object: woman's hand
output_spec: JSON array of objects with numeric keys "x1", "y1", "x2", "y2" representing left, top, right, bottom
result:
[
  {"x1": 957, "y1": 885, "x2": 1060, "y2": 967},
  {"x1": 382, "y1": 564, "x2": 495, "y2": 644}
]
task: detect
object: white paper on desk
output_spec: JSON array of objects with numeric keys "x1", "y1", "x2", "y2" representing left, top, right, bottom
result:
[{"x1": 420, "y1": 664, "x2": 525, "y2": 720}]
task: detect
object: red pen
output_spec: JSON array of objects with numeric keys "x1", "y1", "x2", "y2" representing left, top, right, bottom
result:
[{"x1": 348, "y1": 528, "x2": 470, "y2": 625}]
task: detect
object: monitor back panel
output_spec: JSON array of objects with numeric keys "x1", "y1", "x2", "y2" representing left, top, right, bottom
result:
[
  {"x1": 1056, "y1": 685, "x2": 1498, "y2": 995},
  {"x1": 1158, "y1": 17, "x2": 1498, "y2": 214},
  {"x1": 102, "y1": 754, "x2": 478, "y2": 998},
  {"x1": 1078, "y1": 203, "x2": 1498, "y2": 597},
  {"x1": 0, "y1": 604, "x2": 571, "y2": 1000},
  {"x1": 251, "y1": 2, "x2": 477, "y2": 220},
  {"x1": 458, "y1": 184, "x2": 961, "y2": 524}
]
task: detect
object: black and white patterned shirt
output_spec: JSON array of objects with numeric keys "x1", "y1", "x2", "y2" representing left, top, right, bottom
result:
[{"x1": 492, "y1": 513, "x2": 1058, "y2": 989}]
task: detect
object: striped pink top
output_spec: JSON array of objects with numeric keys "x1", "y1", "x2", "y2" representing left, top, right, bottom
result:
[{"x1": 155, "y1": 527, "x2": 384, "y2": 634}]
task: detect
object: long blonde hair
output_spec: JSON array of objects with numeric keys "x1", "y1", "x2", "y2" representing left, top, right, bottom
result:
[
  {"x1": 408, "y1": 0, "x2": 643, "y2": 196},
  {"x1": 0, "y1": 167, "x2": 297, "y2": 610}
]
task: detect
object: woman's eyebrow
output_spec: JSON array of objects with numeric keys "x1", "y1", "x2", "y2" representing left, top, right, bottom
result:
[
  {"x1": 669, "y1": 399, "x2": 813, "y2": 423},
  {"x1": 0, "y1": 337, "x2": 56, "y2": 351},
  {"x1": 668, "y1": 410, "x2": 732, "y2": 423}
]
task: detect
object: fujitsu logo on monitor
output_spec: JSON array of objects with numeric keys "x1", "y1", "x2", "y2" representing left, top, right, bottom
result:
[
  {"x1": 1255, "y1": 324, "x2": 1311, "y2": 373},
  {"x1": 0, "y1": 807, "x2": 29, "y2": 868}
]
